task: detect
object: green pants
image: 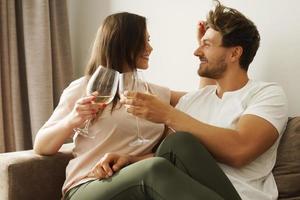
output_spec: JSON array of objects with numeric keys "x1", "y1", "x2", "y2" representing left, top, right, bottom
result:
[{"x1": 65, "y1": 132, "x2": 241, "y2": 200}]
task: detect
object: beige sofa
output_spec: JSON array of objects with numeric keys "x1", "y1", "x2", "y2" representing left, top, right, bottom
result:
[
  {"x1": 1, "y1": 117, "x2": 299, "y2": 200},
  {"x1": 0, "y1": 144, "x2": 73, "y2": 200}
]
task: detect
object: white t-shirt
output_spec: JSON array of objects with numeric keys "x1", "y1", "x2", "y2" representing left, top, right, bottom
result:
[{"x1": 176, "y1": 80, "x2": 288, "y2": 200}]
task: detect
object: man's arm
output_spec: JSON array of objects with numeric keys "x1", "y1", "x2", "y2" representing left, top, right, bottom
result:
[
  {"x1": 166, "y1": 109, "x2": 278, "y2": 168},
  {"x1": 123, "y1": 92, "x2": 279, "y2": 168}
]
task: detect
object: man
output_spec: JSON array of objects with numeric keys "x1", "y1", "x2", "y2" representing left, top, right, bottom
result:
[{"x1": 123, "y1": 1, "x2": 288, "y2": 200}]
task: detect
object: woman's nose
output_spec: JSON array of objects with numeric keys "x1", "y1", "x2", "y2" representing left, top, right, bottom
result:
[{"x1": 147, "y1": 43, "x2": 153, "y2": 54}]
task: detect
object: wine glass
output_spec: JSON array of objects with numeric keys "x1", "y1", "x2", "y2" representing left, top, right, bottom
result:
[
  {"x1": 74, "y1": 65, "x2": 119, "y2": 138},
  {"x1": 119, "y1": 70, "x2": 150, "y2": 146}
]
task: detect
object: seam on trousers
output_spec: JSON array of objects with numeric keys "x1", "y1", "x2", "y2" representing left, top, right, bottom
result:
[
  {"x1": 159, "y1": 152, "x2": 241, "y2": 200},
  {"x1": 159, "y1": 152, "x2": 192, "y2": 177},
  {"x1": 64, "y1": 180, "x2": 94, "y2": 200},
  {"x1": 111, "y1": 184, "x2": 166, "y2": 200}
]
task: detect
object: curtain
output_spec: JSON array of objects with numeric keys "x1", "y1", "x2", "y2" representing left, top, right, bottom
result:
[{"x1": 0, "y1": 0, "x2": 73, "y2": 152}]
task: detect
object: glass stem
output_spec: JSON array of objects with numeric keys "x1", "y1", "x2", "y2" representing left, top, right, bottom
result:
[
  {"x1": 83, "y1": 119, "x2": 92, "y2": 132},
  {"x1": 135, "y1": 117, "x2": 142, "y2": 139}
]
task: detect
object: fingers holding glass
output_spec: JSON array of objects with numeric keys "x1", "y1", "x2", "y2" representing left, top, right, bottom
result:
[
  {"x1": 119, "y1": 71, "x2": 150, "y2": 146},
  {"x1": 74, "y1": 66, "x2": 119, "y2": 138}
]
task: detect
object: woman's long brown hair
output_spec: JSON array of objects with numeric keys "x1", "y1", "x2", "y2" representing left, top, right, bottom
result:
[{"x1": 84, "y1": 12, "x2": 147, "y2": 112}]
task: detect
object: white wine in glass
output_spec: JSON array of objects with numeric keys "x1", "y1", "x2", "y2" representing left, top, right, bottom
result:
[
  {"x1": 74, "y1": 65, "x2": 119, "y2": 138},
  {"x1": 119, "y1": 70, "x2": 150, "y2": 146},
  {"x1": 94, "y1": 95, "x2": 114, "y2": 103}
]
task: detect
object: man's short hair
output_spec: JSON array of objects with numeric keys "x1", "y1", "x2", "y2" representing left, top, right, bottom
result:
[{"x1": 206, "y1": 1, "x2": 260, "y2": 71}]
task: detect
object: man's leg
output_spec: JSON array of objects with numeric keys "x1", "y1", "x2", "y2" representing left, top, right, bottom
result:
[
  {"x1": 156, "y1": 132, "x2": 241, "y2": 200},
  {"x1": 65, "y1": 157, "x2": 224, "y2": 200}
]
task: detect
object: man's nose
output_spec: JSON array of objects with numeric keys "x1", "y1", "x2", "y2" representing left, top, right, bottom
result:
[{"x1": 194, "y1": 46, "x2": 203, "y2": 57}]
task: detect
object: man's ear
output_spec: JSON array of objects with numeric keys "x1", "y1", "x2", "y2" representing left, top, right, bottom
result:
[{"x1": 230, "y1": 46, "x2": 243, "y2": 62}]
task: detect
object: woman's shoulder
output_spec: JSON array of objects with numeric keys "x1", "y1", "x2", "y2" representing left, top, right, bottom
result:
[
  {"x1": 59, "y1": 77, "x2": 87, "y2": 103},
  {"x1": 63, "y1": 77, "x2": 87, "y2": 94},
  {"x1": 148, "y1": 82, "x2": 171, "y2": 102},
  {"x1": 65, "y1": 77, "x2": 87, "y2": 92},
  {"x1": 182, "y1": 85, "x2": 216, "y2": 100}
]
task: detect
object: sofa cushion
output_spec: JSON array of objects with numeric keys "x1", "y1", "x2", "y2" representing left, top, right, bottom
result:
[
  {"x1": 0, "y1": 143, "x2": 73, "y2": 200},
  {"x1": 273, "y1": 117, "x2": 300, "y2": 199}
]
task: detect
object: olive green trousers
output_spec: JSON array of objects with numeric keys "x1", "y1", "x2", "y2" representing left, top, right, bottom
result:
[{"x1": 65, "y1": 132, "x2": 241, "y2": 200}]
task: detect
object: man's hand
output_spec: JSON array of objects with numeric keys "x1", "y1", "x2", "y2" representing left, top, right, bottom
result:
[
  {"x1": 196, "y1": 21, "x2": 216, "y2": 88},
  {"x1": 197, "y1": 21, "x2": 206, "y2": 44},
  {"x1": 121, "y1": 91, "x2": 175, "y2": 124},
  {"x1": 88, "y1": 153, "x2": 132, "y2": 179}
]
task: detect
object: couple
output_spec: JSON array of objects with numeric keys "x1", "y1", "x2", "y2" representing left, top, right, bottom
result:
[{"x1": 34, "y1": 1, "x2": 288, "y2": 200}]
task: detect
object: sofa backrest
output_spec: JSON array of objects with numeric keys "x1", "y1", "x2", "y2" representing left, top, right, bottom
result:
[{"x1": 273, "y1": 117, "x2": 300, "y2": 199}]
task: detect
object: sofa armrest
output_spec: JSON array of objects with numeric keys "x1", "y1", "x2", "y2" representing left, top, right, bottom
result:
[
  {"x1": 274, "y1": 117, "x2": 300, "y2": 200},
  {"x1": 0, "y1": 143, "x2": 74, "y2": 200}
]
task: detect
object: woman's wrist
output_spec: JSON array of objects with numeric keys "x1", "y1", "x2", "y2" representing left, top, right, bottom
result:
[
  {"x1": 62, "y1": 115, "x2": 77, "y2": 136},
  {"x1": 128, "y1": 155, "x2": 135, "y2": 164}
]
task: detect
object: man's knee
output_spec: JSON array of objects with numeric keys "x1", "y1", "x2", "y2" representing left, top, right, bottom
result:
[
  {"x1": 156, "y1": 131, "x2": 209, "y2": 159},
  {"x1": 139, "y1": 157, "x2": 173, "y2": 180},
  {"x1": 162, "y1": 132, "x2": 200, "y2": 148}
]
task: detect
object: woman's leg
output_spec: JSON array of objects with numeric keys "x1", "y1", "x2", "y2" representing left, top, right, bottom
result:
[
  {"x1": 65, "y1": 157, "x2": 224, "y2": 200},
  {"x1": 155, "y1": 132, "x2": 241, "y2": 200}
]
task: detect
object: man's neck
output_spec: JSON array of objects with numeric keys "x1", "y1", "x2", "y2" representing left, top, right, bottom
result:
[{"x1": 215, "y1": 69, "x2": 249, "y2": 98}]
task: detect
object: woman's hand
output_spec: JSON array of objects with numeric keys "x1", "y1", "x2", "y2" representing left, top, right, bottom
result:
[
  {"x1": 88, "y1": 153, "x2": 132, "y2": 179},
  {"x1": 120, "y1": 91, "x2": 175, "y2": 124},
  {"x1": 66, "y1": 95, "x2": 106, "y2": 129}
]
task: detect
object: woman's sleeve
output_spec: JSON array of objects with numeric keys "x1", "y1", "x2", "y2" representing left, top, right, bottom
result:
[
  {"x1": 148, "y1": 83, "x2": 171, "y2": 104},
  {"x1": 41, "y1": 77, "x2": 87, "y2": 129}
]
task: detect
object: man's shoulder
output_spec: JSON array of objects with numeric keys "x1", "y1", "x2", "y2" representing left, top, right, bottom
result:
[
  {"x1": 242, "y1": 80, "x2": 288, "y2": 135},
  {"x1": 249, "y1": 79, "x2": 282, "y2": 88},
  {"x1": 247, "y1": 80, "x2": 286, "y2": 97}
]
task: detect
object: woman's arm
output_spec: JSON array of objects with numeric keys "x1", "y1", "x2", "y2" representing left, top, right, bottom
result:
[
  {"x1": 34, "y1": 95, "x2": 103, "y2": 155},
  {"x1": 170, "y1": 79, "x2": 214, "y2": 106},
  {"x1": 88, "y1": 152, "x2": 154, "y2": 179},
  {"x1": 199, "y1": 77, "x2": 216, "y2": 88},
  {"x1": 170, "y1": 90, "x2": 186, "y2": 107},
  {"x1": 34, "y1": 117, "x2": 75, "y2": 156}
]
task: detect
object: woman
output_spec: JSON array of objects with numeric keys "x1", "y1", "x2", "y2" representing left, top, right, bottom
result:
[{"x1": 34, "y1": 12, "x2": 183, "y2": 199}]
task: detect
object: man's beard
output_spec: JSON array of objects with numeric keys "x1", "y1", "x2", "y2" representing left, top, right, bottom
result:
[{"x1": 198, "y1": 58, "x2": 227, "y2": 79}]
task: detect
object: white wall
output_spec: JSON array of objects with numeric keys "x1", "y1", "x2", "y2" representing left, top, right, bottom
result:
[{"x1": 68, "y1": 0, "x2": 300, "y2": 116}]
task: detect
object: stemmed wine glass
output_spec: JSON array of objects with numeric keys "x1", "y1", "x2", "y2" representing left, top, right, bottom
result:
[
  {"x1": 74, "y1": 65, "x2": 119, "y2": 138},
  {"x1": 119, "y1": 70, "x2": 150, "y2": 146}
]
